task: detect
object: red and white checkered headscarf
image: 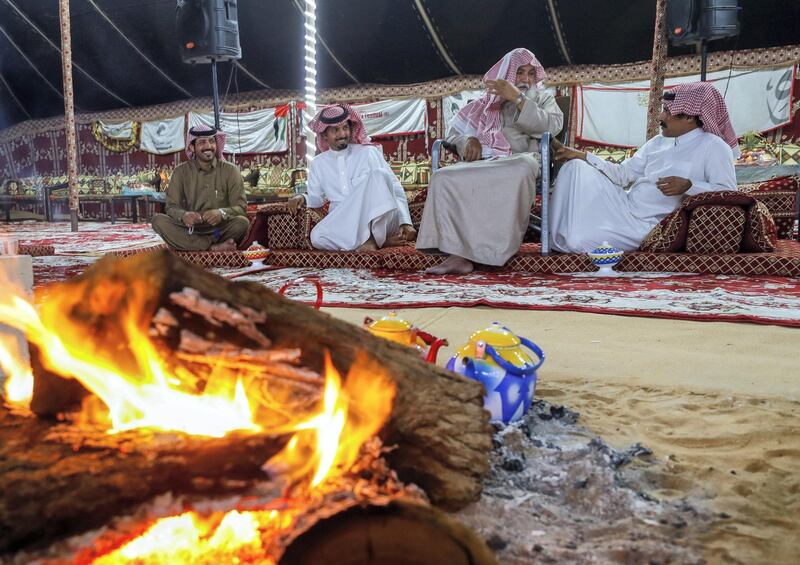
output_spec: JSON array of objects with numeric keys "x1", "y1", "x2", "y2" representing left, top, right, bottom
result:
[
  {"x1": 451, "y1": 48, "x2": 547, "y2": 157},
  {"x1": 186, "y1": 124, "x2": 226, "y2": 159},
  {"x1": 663, "y1": 82, "x2": 738, "y2": 151},
  {"x1": 308, "y1": 104, "x2": 372, "y2": 152}
]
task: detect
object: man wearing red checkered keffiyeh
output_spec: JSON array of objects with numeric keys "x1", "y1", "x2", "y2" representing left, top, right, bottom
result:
[
  {"x1": 416, "y1": 48, "x2": 564, "y2": 274},
  {"x1": 151, "y1": 125, "x2": 249, "y2": 251},
  {"x1": 286, "y1": 104, "x2": 415, "y2": 251},
  {"x1": 549, "y1": 81, "x2": 737, "y2": 253}
]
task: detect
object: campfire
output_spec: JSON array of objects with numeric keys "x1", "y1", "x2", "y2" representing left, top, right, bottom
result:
[{"x1": 0, "y1": 250, "x2": 495, "y2": 563}]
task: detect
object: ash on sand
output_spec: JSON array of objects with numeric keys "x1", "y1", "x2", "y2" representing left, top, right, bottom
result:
[{"x1": 453, "y1": 400, "x2": 709, "y2": 564}]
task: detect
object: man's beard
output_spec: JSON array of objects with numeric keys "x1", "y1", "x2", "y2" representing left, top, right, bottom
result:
[
  {"x1": 333, "y1": 138, "x2": 349, "y2": 150},
  {"x1": 516, "y1": 83, "x2": 530, "y2": 92}
]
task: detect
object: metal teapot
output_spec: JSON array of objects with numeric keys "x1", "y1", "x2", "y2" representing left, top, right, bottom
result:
[
  {"x1": 446, "y1": 322, "x2": 544, "y2": 424},
  {"x1": 363, "y1": 312, "x2": 448, "y2": 364}
]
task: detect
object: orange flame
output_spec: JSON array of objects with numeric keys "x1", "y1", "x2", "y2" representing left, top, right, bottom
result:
[
  {"x1": 86, "y1": 354, "x2": 395, "y2": 564},
  {"x1": 0, "y1": 272, "x2": 396, "y2": 562},
  {"x1": 0, "y1": 332, "x2": 33, "y2": 404},
  {"x1": 0, "y1": 290, "x2": 259, "y2": 437},
  {"x1": 266, "y1": 351, "x2": 395, "y2": 488}
]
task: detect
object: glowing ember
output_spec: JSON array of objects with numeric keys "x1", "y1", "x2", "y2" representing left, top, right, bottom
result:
[{"x1": 91, "y1": 509, "x2": 297, "y2": 565}]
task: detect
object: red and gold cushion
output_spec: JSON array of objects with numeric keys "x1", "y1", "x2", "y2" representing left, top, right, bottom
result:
[
  {"x1": 684, "y1": 205, "x2": 745, "y2": 254},
  {"x1": 737, "y1": 175, "x2": 798, "y2": 239},
  {"x1": 640, "y1": 190, "x2": 777, "y2": 254}
]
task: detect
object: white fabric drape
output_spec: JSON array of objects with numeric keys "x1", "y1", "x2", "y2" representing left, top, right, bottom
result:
[
  {"x1": 97, "y1": 120, "x2": 134, "y2": 140},
  {"x1": 353, "y1": 98, "x2": 427, "y2": 137},
  {"x1": 139, "y1": 116, "x2": 185, "y2": 155},
  {"x1": 578, "y1": 65, "x2": 795, "y2": 147},
  {"x1": 188, "y1": 108, "x2": 288, "y2": 153}
]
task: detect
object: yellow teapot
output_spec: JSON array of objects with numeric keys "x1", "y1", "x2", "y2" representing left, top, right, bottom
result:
[
  {"x1": 446, "y1": 322, "x2": 544, "y2": 423},
  {"x1": 363, "y1": 312, "x2": 447, "y2": 364}
]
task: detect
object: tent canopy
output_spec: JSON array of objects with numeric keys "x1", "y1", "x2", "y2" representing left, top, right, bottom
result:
[{"x1": 0, "y1": 0, "x2": 798, "y2": 130}]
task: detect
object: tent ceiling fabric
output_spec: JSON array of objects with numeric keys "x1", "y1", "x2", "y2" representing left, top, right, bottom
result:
[{"x1": 0, "y1": 0, "x2": 798, "y2": 131}]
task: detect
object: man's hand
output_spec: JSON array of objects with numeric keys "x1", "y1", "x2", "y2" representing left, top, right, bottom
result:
[
  {"x1": 484, "y1": 79, "x2": 521, "y2": 103},
  {"x1": 551, "y1": 138, "x2": 587, "y2": 162},
  {"x1": 400, "y1": 224, "x2": 417, "y2": 242},
  {"x1": 202, "y1": 209, "x2": 223, "y2": 226},
  {"x1": 656, "y1": 176, "x2": 692, "y2": 196},
  {"x1": 182, "y1": 211, "x2": 203, "y2": 226},
  {"x1": 286, "y1": 195, "x2": 305, "y2": 216},
  {"x1": 463, "y1": 137, "x2": 482, "y2": 162}
]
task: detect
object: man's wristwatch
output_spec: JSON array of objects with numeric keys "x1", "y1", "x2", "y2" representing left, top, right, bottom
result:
[
  {"x1": 218, "y1": 208, "x2": 228, "y2": 220},
  {"x1": 515, "y1": 92, "x2": 526, "y2": 105}
]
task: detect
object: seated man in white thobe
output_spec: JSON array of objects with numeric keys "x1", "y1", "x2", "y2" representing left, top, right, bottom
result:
[
  {"x1": 549, "y1": 81, "x2": 739, "y2": 253},
  {"x1": 416, "y1": 48, "x2": 564, "y2": 274},
  {"x1": 286, "y1": 104, "x2": 416, "y2": 251}
]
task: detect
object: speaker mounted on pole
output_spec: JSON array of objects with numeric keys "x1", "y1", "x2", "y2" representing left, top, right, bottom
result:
[
  {"x1": 667, "y1": 0, "x2": 740, "y2": 45},
  {"x1": 176, "y1": 0, "x2": 241, "y2": 64},
  {"x1": 666, "y1": 0, "x2": 740, "y2": 81}
]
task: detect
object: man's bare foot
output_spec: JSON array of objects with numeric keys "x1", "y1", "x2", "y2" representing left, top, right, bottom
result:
[
  {"x1": 210, "y1": 238, "x2": 237, "y2": 251},
  {"x1": 356, "y1": 237, "x2": 378, "y2": 251},
  {"x1": 424, "y1": 254, "x2": 474, "y2": 275},
  {"x1": 384, "y1": 233, "x2": 408, "y2": 247}
]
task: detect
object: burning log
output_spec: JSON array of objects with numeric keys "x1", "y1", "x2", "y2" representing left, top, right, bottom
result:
[
  {"x1": 29, "y1": 250, "x2": 492, "y2": 509},
  {"x1": 0, "y1": 405, "x2": 290, "y2": 553},
  {"x1": 279, "y1": 499, "x2": 497, "y2": 565},
  {"x1": 17, "y1": 439, "x2": 496, "y2": 564}
]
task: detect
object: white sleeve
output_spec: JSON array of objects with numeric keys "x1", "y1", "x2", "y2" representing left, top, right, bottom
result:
[
  {"x1": 685, "y1": 139, "x2": 737, "y2": 196},
  {"x1": 304, "y1": 161, "x2": 327, "y2": 208},
  {"x1": 585, "y1": 142, "x2": 651, "y2": 188},
  {"x1": 376, "y1": 149, "x2": 412, "y2": 225}
]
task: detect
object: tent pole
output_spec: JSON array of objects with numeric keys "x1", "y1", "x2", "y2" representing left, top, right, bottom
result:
[
  {"x1": 303, "y1": 0, "x2": 317, "y2": 163},
  {"x1": 58, "y1": 0, "x2": 79, "y2": 231},
  {"x1": 645, "y1": 0, "x2": 668, "y2": 141},
  {"x1": 211, "y1": 59, "x2": 221, "y2": 129}
]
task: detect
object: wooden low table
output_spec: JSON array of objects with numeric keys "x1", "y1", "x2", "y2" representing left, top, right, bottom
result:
[{"x1": 0, "y1": 196, "x2": 44, "y2": 222}]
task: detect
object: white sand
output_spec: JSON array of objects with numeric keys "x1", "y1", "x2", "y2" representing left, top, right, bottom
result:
[{"x1": 324, "y1": 306, "x2": 800, "y2": 563}]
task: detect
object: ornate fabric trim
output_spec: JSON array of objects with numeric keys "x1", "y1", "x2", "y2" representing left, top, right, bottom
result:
[
  {"x1": 2, "y1": 44, "x2": 796, "y2": 142},
  {"x1": 91, "y1": 121, "x2": 140, "y2": 153}
]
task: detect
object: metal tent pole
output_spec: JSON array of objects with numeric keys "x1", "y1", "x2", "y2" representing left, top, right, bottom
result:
[
  {"x1": 211, "y1": 59, "x2": 221, "y2": 129},
  {"x1": 58, "y1": 0, "x2": 79, "y2": 231},
  {"x1": 645, "y1": 0, "x2": 669, "y2": 141}
]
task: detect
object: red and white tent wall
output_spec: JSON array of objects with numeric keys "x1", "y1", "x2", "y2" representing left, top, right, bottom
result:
[{"x1": 0, "y1": 45, "x2": 798, "y2": 181}]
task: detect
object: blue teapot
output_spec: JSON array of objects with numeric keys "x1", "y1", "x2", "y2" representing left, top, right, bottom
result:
[{"x1": 446, "y1": 323, "x2": 544, "y2": 424}]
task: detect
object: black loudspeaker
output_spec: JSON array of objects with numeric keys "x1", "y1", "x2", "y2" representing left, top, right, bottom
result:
[
  {"x1": 666, "y1": 0, "x2": 700, "y2": 45},
  {"x1": 667, "y1": 0, "x2": 739, "y2": 45},
  {"x1": 176, "y1": 0, "x2": 241, "y2": 63},
  {"x1": 699, "y1": 0, "x2": 740, "y2": 41}
]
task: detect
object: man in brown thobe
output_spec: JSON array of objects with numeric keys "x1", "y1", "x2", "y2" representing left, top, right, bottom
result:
[
  {"x1": 151, "y1": 126, "x2": 249, "y2": 251},
  {"x1": 416, "y1": 48, "x2": 563, "y2": 274}
]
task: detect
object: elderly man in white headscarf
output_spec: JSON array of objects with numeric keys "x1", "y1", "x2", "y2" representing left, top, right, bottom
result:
[
  {"x1": 549, "y1": 81, "x2": 738, "y2": 253},
  {"x1": 151, "y1": 125, "x2": 249, "y2": 251},
  {"x1": 416, "y1": 48, "x2": 564, "y2": 274},
  {"x1": 287, "y1": 103, "x2": 415, "y2": 251}
]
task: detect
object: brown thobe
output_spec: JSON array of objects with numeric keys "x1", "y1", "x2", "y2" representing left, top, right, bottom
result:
[
  {"x1": 416, "y1": 90, "x2": 563, "y2": 265},
  {"x1": 151, "y1": 157, "x2": 249, "y2": 251}
]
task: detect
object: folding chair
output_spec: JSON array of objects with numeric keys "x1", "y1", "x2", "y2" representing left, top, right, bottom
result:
[{"x1": 430, "y1": 95, "x2": 571, "y2": 256}]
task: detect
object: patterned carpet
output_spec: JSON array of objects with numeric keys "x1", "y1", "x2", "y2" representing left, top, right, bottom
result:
[
  {"x1": 3, "y1": 221, "x2": 800, "y2": 327},
  {"x1": 226, "y1": 266, "x2": 800, "y2": 328}
]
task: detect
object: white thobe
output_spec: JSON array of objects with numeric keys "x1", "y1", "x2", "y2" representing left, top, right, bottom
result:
[
  {"x1": 304, "y1": 144, "x2": 412, "y2": 251},
  {"x1": 549, "y1": 128, "x2": 737, "y2": 253},
  {"x1": 416, "y1": 90, "x2": 563, "y2": 265}
]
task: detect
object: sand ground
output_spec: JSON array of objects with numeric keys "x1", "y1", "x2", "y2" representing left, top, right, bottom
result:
[{"x1": 324, "y1": 306, "x2": 800, "y2": 564}]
